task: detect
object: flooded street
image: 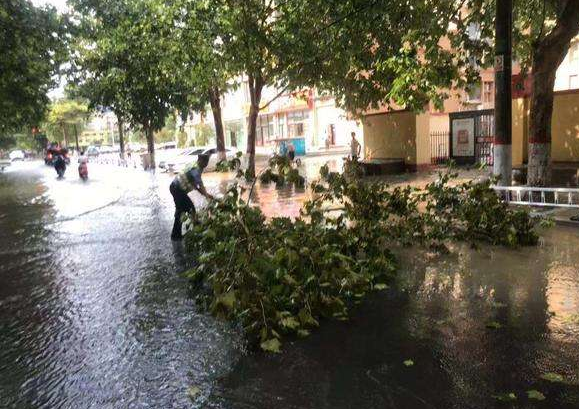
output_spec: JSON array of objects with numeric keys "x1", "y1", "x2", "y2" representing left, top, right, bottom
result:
[{"x1": 1, "y1": 161, "x2": 579, "y2": 408}]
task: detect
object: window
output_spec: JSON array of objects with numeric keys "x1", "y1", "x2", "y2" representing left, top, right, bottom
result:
[
  {"x1": 278, "y1": 115, "x2": 286, "y2": 139},
  {"x1": 287, "y1": 110, "x2": 308, "y2": 138},
  {"x1": 256, "y1": 114, "x2": 274, "y2": 145},
  {"x1": 570, "y1": 75, "x2": 579, "y2": 90},
  {"x1": 467, "y1": 83, "x2": 481, "y2": 103},
  {"x1": 483, "y1": 81, "x2": 494, "y2": 103},
  {"x1": 242, "y1": 83, "x2": 250, "y2": 104}
]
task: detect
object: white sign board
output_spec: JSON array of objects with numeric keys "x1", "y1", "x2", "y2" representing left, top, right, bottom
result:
[{"x1": 452, "y1": 118, "x2": 475, "y2": 157}]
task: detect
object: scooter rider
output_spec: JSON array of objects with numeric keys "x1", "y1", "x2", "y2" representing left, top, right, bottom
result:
[
  {"x1": 170, "y1": 154, "x2": 214, "y2": 240},
  {"x1": 53, "y1": 147, "x2": 68, "y2": 178}
]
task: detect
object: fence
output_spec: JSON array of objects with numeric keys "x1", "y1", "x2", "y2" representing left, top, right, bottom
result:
[
  {"x1": 492, "y1": 186, "x2": 579, "y2": 208},
  {"x1": 430, "y1": 131, "x2": 450, "y2": 165}
]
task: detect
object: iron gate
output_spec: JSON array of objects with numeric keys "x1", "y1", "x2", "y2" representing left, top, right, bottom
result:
[{"x1": 449, "y1": 109, "x2": 494, "y2": 166}]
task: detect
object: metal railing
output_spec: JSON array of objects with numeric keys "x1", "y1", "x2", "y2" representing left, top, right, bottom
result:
[
  {"x1": 492, "y1": 186, "x2": 579, "y2": 208},
  {"x1": 429, "y1": 131, "x2": 450, "y2": 165}
]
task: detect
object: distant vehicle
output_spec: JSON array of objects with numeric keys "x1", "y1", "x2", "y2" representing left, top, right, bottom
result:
[
  {"x1": 9, "y1": 150, "x2": 25, "y2": 161},
  {"x1": 86, "y1": 146, "x2": 100, "y2": 157},
  {"x1": 165, "y1": 148, "x2": 240, "y2": 173},
  {"x1": 158, "y1": 142, "x2": 177, "y2": 150}
]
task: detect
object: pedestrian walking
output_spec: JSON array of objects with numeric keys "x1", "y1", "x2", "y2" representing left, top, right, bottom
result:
[
  {"x1": 287, "y1": 141, "x2": 296, "y2": 162},
  {"x1": 169, "y1": 154, "x2": 214, "y2": 240},
  {"x1": 350, "y1": 132, "x2": 361, "y2": 160}
]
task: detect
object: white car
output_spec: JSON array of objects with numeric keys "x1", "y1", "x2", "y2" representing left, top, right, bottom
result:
[
  {"x1": 166, "y1": 148, "x2": 240, "y2": 173},
  {"x1": 159, "y1": 147, "x2": 207, "y2": 171},
  {"x1": 9, "y1": 150, "x2": 25, "y2": 161}
]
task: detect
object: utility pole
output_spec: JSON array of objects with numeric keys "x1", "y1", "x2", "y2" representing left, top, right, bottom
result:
[{"x1": 493, "y1": 0, "x2": 512, "y2": 185}]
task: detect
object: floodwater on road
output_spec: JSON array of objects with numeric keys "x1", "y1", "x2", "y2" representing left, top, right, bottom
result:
[{"x1": 1, "y1": 160, "x2": 579, "y2": 409}]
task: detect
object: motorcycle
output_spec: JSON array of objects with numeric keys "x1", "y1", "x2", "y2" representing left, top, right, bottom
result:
[
  {"x1": 54, "y1": 154, "x2": 67, "y2": 178},
  {"x1": 78, "y1": 161, "x2": 88, "y2": 181}
]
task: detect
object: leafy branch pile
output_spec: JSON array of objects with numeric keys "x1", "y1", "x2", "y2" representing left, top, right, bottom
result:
[
  {"x1": 183, "y1": 167, "x2": 538, "y2": 352},
  {"x1": 258, "y1": 155, "x2": 306, "y2": 188},
  {"x1": 215, "y1": 152, "x2": 243, "y2": 172},
  {"x1": 311, "y1": 165, "x2": 539, "y2": 247}
]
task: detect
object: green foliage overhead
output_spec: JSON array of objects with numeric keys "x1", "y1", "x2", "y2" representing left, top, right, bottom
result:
[
  {"x1": 277, "y1": 0, "x2": 483, "y2": 113},
  {"x1": 0, "y1": 0, "x2": 69, "y2": 134},
  {"x1": 70, "y1": 0, "x2": 191, "y2": 133}
]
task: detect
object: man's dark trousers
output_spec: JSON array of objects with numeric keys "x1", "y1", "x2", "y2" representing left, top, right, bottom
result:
[{"x1": 170, "y1": 180, "x2": 195, "y2": 239}]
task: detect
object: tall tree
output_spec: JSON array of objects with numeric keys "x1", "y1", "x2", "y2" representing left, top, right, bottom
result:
[
  {"x1": 71, "y1": 0, "x2": 190, "y2": 168},
  {"x1": 168, "y1": 0, "x2": 232, "y2": 161},
  {"x1": 213, "y1": 0, "x2": 322, "y2": 177},
  {"x1": 524, "y1": 1, "x2": 579, "y2": 185},
  {"x1": 45, "y1": 99, "x2": 89, "y2": 149},
  {"x1": 0, "y1": 0, "x2": 68, "y2": 135},
  {"x1": 463, "y1": 0, "x2": 579, "y2": 185}
]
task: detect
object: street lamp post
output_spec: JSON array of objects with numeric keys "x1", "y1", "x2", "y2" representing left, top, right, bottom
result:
[{"x1": 493, "y1": 0, "x2": 513, "y2": 186}]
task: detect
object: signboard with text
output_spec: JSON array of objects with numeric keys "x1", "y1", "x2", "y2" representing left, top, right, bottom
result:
[{"x1": 451, "y1": 118, "x2": 475, "y2": 157}]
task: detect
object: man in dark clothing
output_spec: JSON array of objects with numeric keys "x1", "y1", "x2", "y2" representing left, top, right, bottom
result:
[{"x1": 170, "y1": 154, "x2": 214, "y2": 240}]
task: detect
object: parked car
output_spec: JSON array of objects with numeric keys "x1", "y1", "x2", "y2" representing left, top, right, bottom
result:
[
  {"x1": 86, "y1": 146, "x2": 100, "y2": 157},
  {"x1": 9, "y1": 150, "x2": 25, "y2": 161},
  {"x1": 160, "y1": 147, "x2": 206, "y2": 171},
  {"x1": 166, "y1": 148, "x2": 241, "y2": 173}
]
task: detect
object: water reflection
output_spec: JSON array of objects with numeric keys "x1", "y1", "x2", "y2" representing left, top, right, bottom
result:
[
  {"x1": 209, "y1": 228, "x2": 579, "y2": 409},
  {"x1": 2, "y1": 161, "x2": 579, "y2": 409}
]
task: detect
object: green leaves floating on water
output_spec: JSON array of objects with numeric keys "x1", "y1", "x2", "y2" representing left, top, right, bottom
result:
[
  {"x1": 527, "y1": 390, "x2": 546, "y2": 401},
  {"x1": 187, "y1": 386, "x2": 201, "y2": 400},
  {"x1": 260, "y1": 338, "x2": 282, "y2": 353},
  {"x1": 486, "y1": 321, "x2": 503, "y2": 329},
  {"x1": 403, "y1": 360, "x2": 414, "y2": 367},
  {"x1": 492, "y1": 392, "x2": 517, "y2": 402},
  {"x1": 540, "y1": 372, "x2": 565, "y2": 383}
]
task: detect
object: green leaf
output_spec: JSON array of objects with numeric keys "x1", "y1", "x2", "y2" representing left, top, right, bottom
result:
[
  {"x1": 216, "y1": 291, "x2": 236, "y2": 310},
  {"x1": 486, "y1": 321, "x2": 502, "y2": 329},
  {"x1": 403, "y1": 359, "x2": 414, "y2": 367},
  {"x1": 280, "y1": 316, "x2": 300, "y2": 330},
  {"x1": 527, "y1": 390, "x2": 546, "y2": 401},
  {"x1": 374, "y1": 283, "x2": 389, "y2": 291},
  {"x1": 187, "y1": 386, "x2": 201, "y2": 400},
  {"x1": 260, "y1": 338, "x2": 282, "y2": 353},
  {"x1": 297, "y1": 329, "x2": 310, "y2": 338},
  {"x1": 540, "y1": 372, "x2": 565, "y2": 383},
  {"x1": 492, "y1": 392, "x2": 517, "y2": 402}
]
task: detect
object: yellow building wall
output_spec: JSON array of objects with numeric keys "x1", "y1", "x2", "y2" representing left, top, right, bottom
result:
[
  {"x1": 429, "y1": 114, "x2": 450, "y2": 133},
  {"x1": 551, "y1": 92, "x2": 579, "y2": 162},
  {"x1": 511, "y1": 98, "x2": 528, "y2": 167},
  {"x1": 362, "y1": 111, "x2": 417, "y2": 164},
  {"x1": 415, "y1": 113, "x2": 431, "y2": 166}
]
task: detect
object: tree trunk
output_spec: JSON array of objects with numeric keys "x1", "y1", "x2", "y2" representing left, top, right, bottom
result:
[
  {"x1": 118, "y1": 119, "x2": 125, "y2": 160},
  {"x1": 527, "y1": 0, "x2": 579, "y2": 186},
  {"x1": 145, "y1": 124, "x2": 156, "y2": 169},
  {"x1": 209, "y1": 87, "x2": 226, "y2": 162},
  {"x1": 493, "y1": 0, "x2": 512, "y2": 186},
  {"x1": 61, "y1": 124, "x2": 68, "y2": 147},
  {"x1": 246, "y1": 74, "x2": 264, "y2": 178},
  {"x1": 73, "y1": 123, "x2": 80, "y2": 153}
]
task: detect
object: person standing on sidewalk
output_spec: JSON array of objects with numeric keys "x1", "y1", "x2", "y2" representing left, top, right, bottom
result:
[
  {"x1": 169, "y1": 154, "x2": 214, "y2": 240},
  {"x1": 350, "y1": 132, "x2": 361, "y2": 160}
]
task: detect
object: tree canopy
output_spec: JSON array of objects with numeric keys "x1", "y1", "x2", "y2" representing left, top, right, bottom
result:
[{"x1": 0, "y1": 0, "x2": 69, "y2": 135}]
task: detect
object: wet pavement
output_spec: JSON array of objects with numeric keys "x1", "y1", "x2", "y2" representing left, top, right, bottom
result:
[{"x1": 1, "y1": 161, "x2": 579, "y2": 409}]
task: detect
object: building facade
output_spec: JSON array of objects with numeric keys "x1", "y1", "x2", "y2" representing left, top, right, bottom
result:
[
  {"x1": 361, "y1": 37, "x2": 579, "y2": 171},
  {"x1": 184, "y1": 82, "x2": 362, "y2": 155}
]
